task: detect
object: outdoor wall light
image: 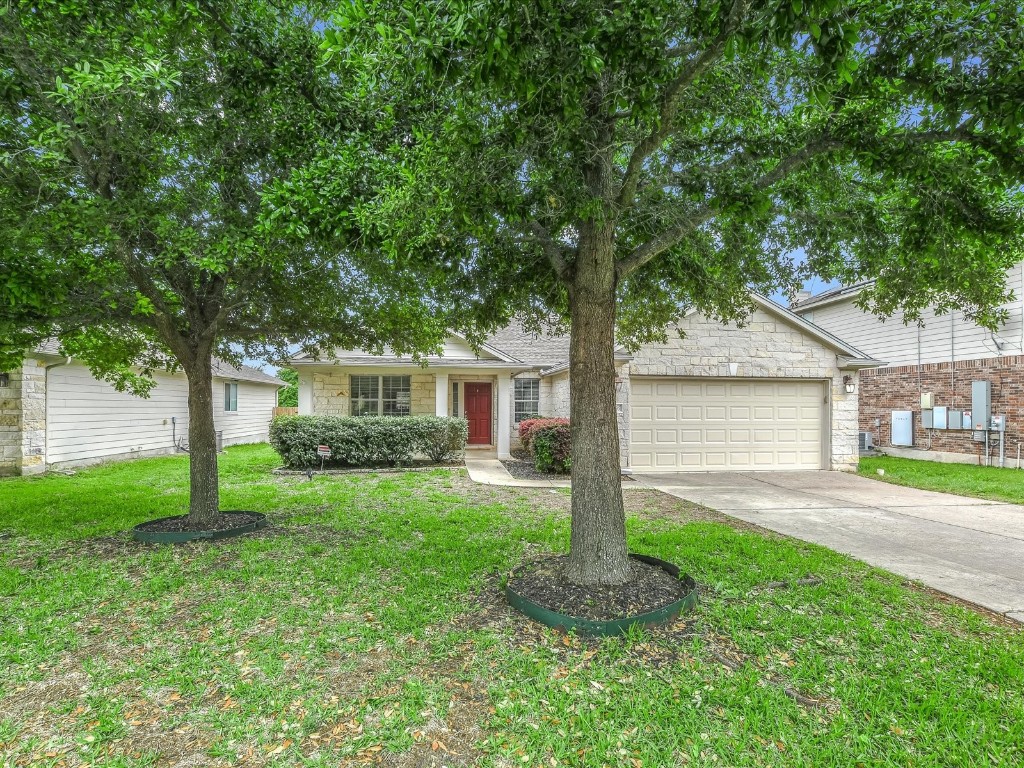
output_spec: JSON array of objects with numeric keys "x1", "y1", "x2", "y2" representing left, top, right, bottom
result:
[
  {"x1": 0, "y1": 373, "x2": 8, "y2": 388},
  {"x1": 843, "y1": 375, "x2": 856, "y2": 394}
]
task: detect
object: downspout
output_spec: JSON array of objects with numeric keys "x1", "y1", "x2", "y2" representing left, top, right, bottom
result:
[{"x1": 43, "y1": 356, "x2": 72, "y2": 469}]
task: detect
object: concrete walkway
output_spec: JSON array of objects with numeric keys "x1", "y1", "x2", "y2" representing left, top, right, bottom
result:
[
  {"x1": 464, "y1": 458, "x2": 571, "y2": 488},
  {"x1": 634, "y1": 470, "x2": 1024, "y2": 623}
]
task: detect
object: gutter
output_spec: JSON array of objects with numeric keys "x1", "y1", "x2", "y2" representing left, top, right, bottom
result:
[
  {"x1": 838, "y1": 356, "x2": 886, "y2": 370},
  {"x1": 41, "y1": 356, "x2": 72, "y2": 468}
]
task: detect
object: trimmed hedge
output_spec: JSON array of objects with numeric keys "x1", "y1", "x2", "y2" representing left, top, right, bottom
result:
[
  {"x1": 531, "y1": 422, "x2": 571, "y2": 474},
  {"x1": 269, "y1": 415, "x2": 468, "y2": 469},
  {"x1": 518, "y1": 417, "x2": 569, "y2": 452}
]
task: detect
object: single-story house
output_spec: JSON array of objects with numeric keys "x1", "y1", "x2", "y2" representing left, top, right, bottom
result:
[
  {"x1": 1, "y1": 342, "x2": 284, "y2": 476},
  {"x1": 293, "y1": 295, "x2": 880, "y2": 472}
]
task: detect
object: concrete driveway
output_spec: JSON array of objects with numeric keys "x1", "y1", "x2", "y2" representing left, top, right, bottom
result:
[{"x1": 633, "y1": 470, "x2": 1024, "y2": 623}]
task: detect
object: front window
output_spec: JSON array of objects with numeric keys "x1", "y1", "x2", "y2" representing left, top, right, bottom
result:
[
  {"x1": 514, "y1": 378, "x2": 540, "y2": 424},
  {"x1": 350, "y1": 375, "x2": 411, "y2": 417},
  {"x1": 224, "y1": 382, "x2": 238, "y2": 412}
]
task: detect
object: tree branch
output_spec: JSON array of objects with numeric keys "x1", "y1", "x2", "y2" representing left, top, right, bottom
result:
[
  {"x1": 616, "y1": 137, "x2": 843, "y2": 279},
  {"x1": 615, "y1": 0, "x2": 750, "y2": 211},
  {"x1": 523, "y1": 220, "x2": 574, "y2": 282}
]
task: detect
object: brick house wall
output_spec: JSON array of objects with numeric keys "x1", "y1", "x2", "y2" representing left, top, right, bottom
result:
[{"x1": 860, "y1": 354, "x2": 1024, "y2": 460}]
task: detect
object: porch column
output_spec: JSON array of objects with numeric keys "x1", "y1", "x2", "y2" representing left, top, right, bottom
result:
[
  {"x1": 496, "y1": 374, "x2": 511, "y2": 459},
  {"x1": 434, "y1": 372, "x2": 449, "y2": 417}
]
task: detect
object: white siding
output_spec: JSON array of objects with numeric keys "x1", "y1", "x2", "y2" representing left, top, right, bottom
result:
[
  {"x1": 805, "y1": 264, "x2": 1024, "y2": 367},
  {"x1": 46, "y1": 364, "x2": 189, "y2": 465},
  {"x1": 213, "y1": 378, "x2": 278, "y2": 445},
  {"x1": 45, "y1": 362, "x2": 276, "y2": 467}
]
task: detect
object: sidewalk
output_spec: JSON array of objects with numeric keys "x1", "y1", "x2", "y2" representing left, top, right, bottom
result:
[{"x1": 463, "y1": 458, "x2": 571, "y2": 488}]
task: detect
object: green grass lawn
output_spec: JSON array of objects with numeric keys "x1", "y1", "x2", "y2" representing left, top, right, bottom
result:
[
  {"x1": 860, "y1": 454, "x2": 1024, "y2": 504},
  {"x1": 1, "y1": 445, "x2": 1021, "y2": 767}
]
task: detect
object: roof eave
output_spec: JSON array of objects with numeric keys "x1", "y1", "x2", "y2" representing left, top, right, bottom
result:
[
  {"x1": 750, "y1": 293, "x2": 873, "y2": 360},
  {"x1": 790, "y1": 282, "x2": 873, "y2": 312}
]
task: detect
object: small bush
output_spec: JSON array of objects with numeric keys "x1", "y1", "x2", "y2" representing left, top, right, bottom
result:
[
  {"x1": 415, "y1": 416, "x2": 470, "y2": 463},
  {"x1": 531, "y1": 422, "x2": 571, "y2": 474},
  {"x1": 519, "y1": 417, "x2": 569, "y2": 452},
  {"x1": 269, "y1": 415, "x2": 468, "y2": 468}
]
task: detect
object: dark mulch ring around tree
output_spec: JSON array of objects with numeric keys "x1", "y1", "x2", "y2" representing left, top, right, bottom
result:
[
  {"x1": 131, "y1": 511, "x2": 267, "y2": 543},
  {"x1": 507, "y1": 554, "x2": 689, "y2": 621},
  {"x1": 134, "y1": 511, "x2": 265, "y2": 533}
]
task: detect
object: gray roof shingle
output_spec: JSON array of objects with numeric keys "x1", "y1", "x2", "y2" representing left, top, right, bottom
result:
[
  {"x1": 484, "y1": 324, "x2": 571, "y2": 367},
  {"x1": 30, "y1": 341, "x2": 284, "y2": 386}
]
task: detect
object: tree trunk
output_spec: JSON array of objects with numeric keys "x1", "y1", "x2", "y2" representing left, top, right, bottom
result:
[
  {"x1": 185, "y1": 354, "x2": 220, "y2": 527},
  {"x1": 564, "y1": 222, "x2": 631, "y2": 586}
]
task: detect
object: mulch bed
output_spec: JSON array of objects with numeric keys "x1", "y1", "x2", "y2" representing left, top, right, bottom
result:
[
  {"x1": 273, "y1": 461, "x2": 463, "y2": 475},
  {"x1": 507, "y1": 554, "x2": 688, "y2": 621},
  {"x1": 501, "y1": 458, "x2": 568, "y2": 481},
  {"x1": 132, "y1": 511, "x2": 264, "y2": 533}
]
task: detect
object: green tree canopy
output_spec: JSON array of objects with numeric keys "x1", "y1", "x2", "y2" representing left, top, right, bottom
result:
[
  {"x1": 0, "y1": 1, "x2": 450, "y2": 523},
  {"x1": 305, "y1": 0, "x2": 1024, "y2": 584},
  {"x1": 276, "y1": 368, "x2": 299, "y2": 408}
]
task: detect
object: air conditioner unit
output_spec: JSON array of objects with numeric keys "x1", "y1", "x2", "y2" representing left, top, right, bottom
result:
[{"x1": 858, "y1": 431, "x2": 874, "y2": 451}]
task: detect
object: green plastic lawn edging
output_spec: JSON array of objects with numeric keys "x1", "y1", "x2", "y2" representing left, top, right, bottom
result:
[
  {"x1": 506, "y1": 554, "x2": 698, "y2": 637},
  {"x1": 131, "y1": 511, "x2": 268, "y2": 544}
]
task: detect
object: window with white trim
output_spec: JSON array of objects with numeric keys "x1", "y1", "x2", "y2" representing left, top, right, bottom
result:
[
  {"x1": 224, "y1": 382, "x2": 238, "y2": 412},
  {"x1": 350, "y1": 375, "x2": 412, "y2": 416},
  {"x1": 451, "y1": 381, "x2": 459, "y2": 417},
  {"x1": 514, "y1": 378, "x2": 540, "y2": 424}
]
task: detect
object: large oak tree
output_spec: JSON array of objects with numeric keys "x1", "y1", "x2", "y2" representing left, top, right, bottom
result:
[
  {"x1": 0, "y1": 1, "x2": 449, "y2": 524},
  {"x1": 312, "y1": 0, "x2": 1024, "y2": 584}
]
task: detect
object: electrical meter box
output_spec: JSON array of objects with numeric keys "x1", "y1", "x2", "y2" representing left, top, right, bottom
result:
[
  {"x1": 921, "y1": 409, "x2": 934, "y2": 429},
  {"x1": 949, "y1": 410, "x2": 964, "y2": 430},
  {"x1": 991, "y1": 415, "x2": 1007, "y2": 432},
  {"x1": 972, "y1": 381, "x2": 992, "y2": 430},
  {"x1": 921, "y1": 392, "x2": 935, "y2": 409},
  {"x1": 933, "y1": 406, "x2": 948, "y2": 429},
  {"x1": 891, "y1": 411, "x2": 914, "y2": 446}
]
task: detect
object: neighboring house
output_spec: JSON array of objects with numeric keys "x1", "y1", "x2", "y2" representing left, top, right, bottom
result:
[
  {"x1": 791, "y1": 263, "x2": 1024, "y2": 463},
  {"x1": 0, "y1": 342, "x2": 284, "y2": 476},
  {"x1": 292, "y1": 295, "x2": 879, "y2": 472}
]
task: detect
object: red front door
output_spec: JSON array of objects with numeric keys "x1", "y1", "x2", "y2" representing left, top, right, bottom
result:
[{"x1": 465, "y1": 382, "x2": 493, "y2": 445}]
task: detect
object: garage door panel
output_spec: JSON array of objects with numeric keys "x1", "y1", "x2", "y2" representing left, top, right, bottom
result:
[
  {"x1": 655, "y1": 452, "x2": 678, "y2": 467},
  {"x1": 632, "y1": 380, "x2": 654, "y2": 397},
  {"x1": 630, "y1": 377, "x2": 823, "y2": 472}
]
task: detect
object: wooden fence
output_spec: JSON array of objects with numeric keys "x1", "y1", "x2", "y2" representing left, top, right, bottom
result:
[{"x1": 272, "y1": 407, "x2": 299, "y2": 417}]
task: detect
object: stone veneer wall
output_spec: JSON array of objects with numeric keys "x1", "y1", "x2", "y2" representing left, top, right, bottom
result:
[
  {"x1": 626, "y1": 308, "x2": 860, "y2": 471},
  {"x1": 311, "y1": 371, "x2": 435, "y2": 417},
  {"x1": 0, "y1": 358, "x2": 48, "y2": 476},
  {"x1": 542, "y1": 362, "x2": 632, "y2": 468},
  {"x1": 859, "y1": 354, "x2": 1024, "y2": 460},
  {"x1": 0, "y1": 364, "x2": 22, "y2": 476}
]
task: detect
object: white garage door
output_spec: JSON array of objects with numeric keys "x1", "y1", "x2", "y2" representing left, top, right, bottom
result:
[{"x1": 630, "y1": 378, "x2": 824, "y2": 471}]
